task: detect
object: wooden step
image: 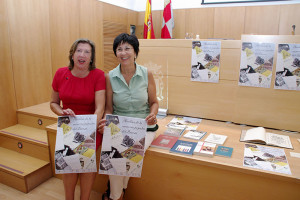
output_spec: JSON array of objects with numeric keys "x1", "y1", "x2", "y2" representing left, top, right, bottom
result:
[
  {"x1": 0, "y1": 147, "x2": 52, "y2": 193},
  {"x1": 17, "y1": 102, "x2": 57, "y2": 130},
  {"x1": 0, "y1": 124, "x2": 50, "y2": 162}
]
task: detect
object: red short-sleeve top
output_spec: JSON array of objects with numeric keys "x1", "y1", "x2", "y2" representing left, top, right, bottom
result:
[
  {"x1": 52, "y1": 67, "x2": 106, "y2": 149},
  {"x1": 52, "y1": 67, "x2": 106, "y2": 114}
]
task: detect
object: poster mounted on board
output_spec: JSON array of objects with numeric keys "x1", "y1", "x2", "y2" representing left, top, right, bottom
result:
[
  {"x1": 54, "y1": 115, "x2": 97, "y2": 174},
  {"x1": 99, "y1": 114, "x2": 147, "y2": 178}
]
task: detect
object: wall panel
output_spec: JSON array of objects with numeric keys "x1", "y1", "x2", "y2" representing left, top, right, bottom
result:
[
  {"x1": 173, "y1": 9, "x2": 186, "y2": 39},
  {"x1": 103, "y1": 20, "x2": 127, "y2": 72},
  {"x1": 128, "y1": 9, "x2": 138, "y2": 34},
  {"x1": 186, "y1": 8, "x2": 215, "y2": 39},
  {"x1": 244, "y1": 5, "x2": 280, "y2": 35},
  {"x1": 79, "y1": 0, "x2": 104, "y2": 70},
  {"x1": 49, "y1": 0, "x2": 80, "y2": 75},
  {"x1": 135, "y1": 12, "x2": 145, "y2": 39},
  {"x1": 103, "y1": 3, "x2": 128, "y2": 24},
  {"x1": 152, "y1": 10, "x2": 162, "y2": 39},
  {"x1": 7, "y1": 0, "x2": 52, "y2": 109},
  {"x1": 214, "y1": 7, "x2": 245, "y2": 40},
  {"x1": 279, "y1": 4, "x2": 300, "y2": 35},
  {"x1": 0, "y1": 0, "x2": 17, "y2": 129}
]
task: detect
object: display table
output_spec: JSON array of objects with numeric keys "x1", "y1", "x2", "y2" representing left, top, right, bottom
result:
[{"x1": 46, "y1": 115, "x2": 300, "y2": 200}]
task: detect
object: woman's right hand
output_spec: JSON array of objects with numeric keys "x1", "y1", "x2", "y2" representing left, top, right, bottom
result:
[
  {"x1": 62, "y1": 108, "x2": 75, "y2": 117},
  {"x1": 98, "y1": 119, "x2": 107, "y2": 134}
]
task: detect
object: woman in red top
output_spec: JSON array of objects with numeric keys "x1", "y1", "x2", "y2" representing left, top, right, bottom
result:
[{"x1": 50, "y1": 39, "x2": 106, "y2": 200}]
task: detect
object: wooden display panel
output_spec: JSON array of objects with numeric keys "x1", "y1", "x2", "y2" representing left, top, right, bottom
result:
[
  {"x1": 139, "y1": 37, "x2": 300, "y2": 132},
  {"x1": 168, "y1": 77, "x2": 237, "y2": 122},
  {"x1": 233, "y1": 35, "x2": 300, "y2": 131},
  {"x1": 0, "y1": 0, "x2": 17, "y2": 129},
  {"x1": 233, "y1": 86, "x2": 300, "y2": 131},
  {"x1": 7, "y1": 0, "x2": 52, "y2": 109}
]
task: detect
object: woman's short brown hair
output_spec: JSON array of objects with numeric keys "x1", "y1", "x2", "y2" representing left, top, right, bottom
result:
[{"x1": 68, "y1": 38, "x2": 96, "y2": 71}]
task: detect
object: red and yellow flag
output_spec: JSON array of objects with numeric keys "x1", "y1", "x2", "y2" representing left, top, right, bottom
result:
[{"x1": 144, "y1": 0, "x2": 155, "y2": 39}]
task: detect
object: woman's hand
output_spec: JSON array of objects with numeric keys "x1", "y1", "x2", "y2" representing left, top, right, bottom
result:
[
  {"x1": 145, "y1": 113, "x2": 157, "y2": 125},
  {"x1": 98, "y1": 119, "x2": 107, "y2": 134},
  {"x1": 62, "y1": 108, "x2": 75, "y2": 117}
]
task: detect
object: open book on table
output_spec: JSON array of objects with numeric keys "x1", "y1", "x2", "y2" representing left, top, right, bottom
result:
[{"x1": 240, "y1": 127, "x2": 293, "y2": 149}]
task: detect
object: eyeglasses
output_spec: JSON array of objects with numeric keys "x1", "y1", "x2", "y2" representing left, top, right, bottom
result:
[{"x1": 116, "y1": 47, "x2": 133, "y2": 53}]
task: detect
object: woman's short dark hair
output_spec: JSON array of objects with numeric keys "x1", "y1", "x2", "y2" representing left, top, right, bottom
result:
[
  {"x1": 113, "y1": 33, "x2": 139, "y2": 57},
  {"x1": 68, "y1": 38, "x2": 96, "y2": 71}
]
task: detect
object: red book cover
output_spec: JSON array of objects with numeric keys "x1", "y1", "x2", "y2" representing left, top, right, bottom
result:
[{"x1": 151, "y1": 134, "x2": 179, "y2": 150}]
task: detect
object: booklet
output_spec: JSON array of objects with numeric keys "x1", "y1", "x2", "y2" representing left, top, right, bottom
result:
[
  {"x1": 215, "y1": 146, "x2": 233, "y2": 158},
  {"x1": 163, "y1": 126, "x2": 186, "y2": 137},
  {"x1": 193, "y1": 141, "x2": 216, "y2": 157},
  {"x1": 151, "y1": 134, "x2": 179, "y2": 150},
  {"x1": 99, "y1": 114, "x2": 147, "y2": 178},
  {"x1": 204, "y1": 133, "x2": 227, "y2": 145},
  {"x1": 54, "y1": 115, "x2": 97, "y2": 174},
  {"x1": 169, "y1": 140, "x2": 197, "y2": 156},
  {"x1": 240, "y1": 127, "x2": 293, "y2": 149},
  {"x1": 183, "y1": 130, "x2": 207, "y2": 140}
]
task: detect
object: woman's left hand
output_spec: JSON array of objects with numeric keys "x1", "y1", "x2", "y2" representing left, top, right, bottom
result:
[{"x1": 145, "y1": 113, "x2": 157, "y2": 125}]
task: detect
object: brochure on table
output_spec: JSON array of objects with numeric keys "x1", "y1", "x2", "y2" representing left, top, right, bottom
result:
[
  {"x1": 166, "y1": 116, "x2": 202, "y2": 130},
  {"x1": 99, "y1": 114, "x2": 147, "y2": 178},
  {"x1": 239, "y1": 42, "x2": 275, "y2": 88},
  {"x1": 243, "y1": 144, "x2": 291, "y2": 175},
  {"x1": 191, "y1": 41, "x2": 221, "y2": 83},
  {"x1": 184, "y1": 130, "x2": 207, "y2": 140},
  {"x1": 54, "y1": 115, "x2": 97, "y2": 174}
]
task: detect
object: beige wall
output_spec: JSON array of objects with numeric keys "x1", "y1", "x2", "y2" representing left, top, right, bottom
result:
[
  {"x1": 138, "y1": 4, "x2": 300, "y2": 40},
  {"x1": 1, "y1": 0, "x2": 300, "y2": 129},
  {"x1": 0, "y1": 0, "x2": 17, "y2": 128},
  {"x1": 0, "y1": 0, "x2": 133, "y2": 129}
]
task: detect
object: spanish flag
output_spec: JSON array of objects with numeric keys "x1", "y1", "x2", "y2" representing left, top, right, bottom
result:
[{"x1": 144, "y1": 0, "x2": 155, "y2": 39}]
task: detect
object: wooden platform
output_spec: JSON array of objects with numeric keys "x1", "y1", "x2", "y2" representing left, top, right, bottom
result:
[
  {"x1": 46, "y1": 114, "x2": 300, "y2": 200},
  {"x1": 0, "y1": 125, "x2": 50, "y2": 162},
  {"x1": 17, "y1": 102, "x2": 57, "y2": 130},
  {"x1": 3, "y1": 102, "x2": 300, "y2": 199},
  {"x1": 0, "y1": 147, "x2": 52, "y2": 193},
  {"x1": 0, "y1": 102, "x2": 56, "y2": 193}
]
